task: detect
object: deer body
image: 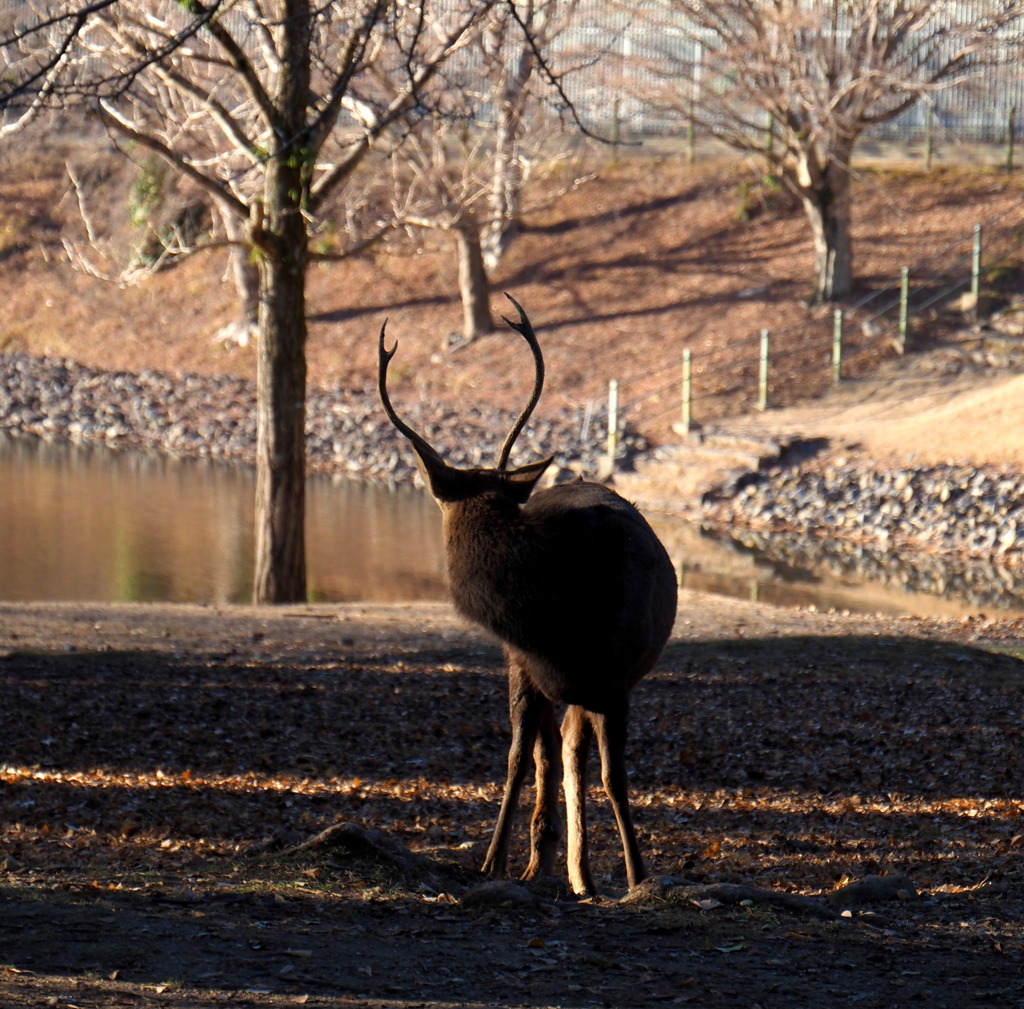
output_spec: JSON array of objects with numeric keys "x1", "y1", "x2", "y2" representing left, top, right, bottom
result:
[
  {"x1": 378, "y1": 297, "x2": 677, "y2": 894},
  {"x1": 444, "y1": 482, "x2": 674, "y2": 710}
]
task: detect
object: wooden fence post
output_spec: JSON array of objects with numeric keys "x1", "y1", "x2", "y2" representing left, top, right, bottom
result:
[
  {"x1": 898, "y1": 268, "x2": 910, "y2": 352},
  {"x1": 1007, "y1": 106, "x2": 1016, "y2": 174},
  {"x1": 924, "y1": 102, "x2": 934, "y2": 172},
  {"x1": 971, "y1": 223, "x2": 983, "y2": 302},
  {"x1": 758, "y1": 329, "x2": 769, "y2": 410},
  {"x1": 833, "y1": 309, "x2": 843, "y2": 384},
  {"x1": 681, "y1": 348, "x2": 693, "y2": 433},
  {"x1": 606, "y1": 379, "x2": 619, "y2": 461}
]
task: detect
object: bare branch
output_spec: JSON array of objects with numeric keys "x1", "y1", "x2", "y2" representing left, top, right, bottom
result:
[
  {"x1": 308, "y1": 220, "x2": 391, "y2": 262},
  {"x1": 309, "y1": 5, "x2": 485, "y2": 210},
  {"x1": 0, "y1": 0, "x2": 117, "y2": 108},
  {"x1": 61, "y1": 225, "x2": 233, "y2": 288},
  {"x1": 97, "y1": 99, "x2": 249, "y2": 222},
  {"x1": 306, "y1": 0, "x2": 383, "y2": 160},
  {"x1": 2, "y1": 0, "x2": 229, "y2": 108},
  {"x1": 501, "y1": 0, "x2": 635, "y2": 147},
  {"x1": 65, "y1": 159, "x2": 102, "y2": 244}
]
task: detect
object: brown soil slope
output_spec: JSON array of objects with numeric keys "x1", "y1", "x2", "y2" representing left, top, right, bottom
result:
[{"x1": 3, "y1": 143, "x2": 1023, "y2": 456}]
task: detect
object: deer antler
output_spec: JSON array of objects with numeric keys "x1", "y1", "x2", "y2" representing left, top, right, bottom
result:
[
  {"x1": 378, "y1": 321, "x2": 444, "y2": 466},
  {"x1": 497, "y1": 294, "x2": 545, "y2": 470}
]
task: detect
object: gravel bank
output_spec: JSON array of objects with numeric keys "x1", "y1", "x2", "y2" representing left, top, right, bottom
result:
[
  {"x1": 705, "y1": 458, "x2": 1024, "y2": 562},
  {"x1": 700, "y1": 456, "x2": 1024, "y2": 612},
  {"x1": 0, "y1": 352, "x2": 639, "y2": 483}
]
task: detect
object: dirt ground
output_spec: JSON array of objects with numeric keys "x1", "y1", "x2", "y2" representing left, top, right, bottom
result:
[
  {"x1": 2, "y1": 598, "x2": 1024, "y2": 1008},
  {"x1": 712, "y1": 357, "x2": 1024, "y2": 472}
]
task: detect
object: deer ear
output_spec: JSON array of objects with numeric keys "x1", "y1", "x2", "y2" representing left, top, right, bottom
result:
[
  {"x1": 408, "y1": 441, "x2": 462, "y2": 501},
  {"x1": 503, "y1": 457, "x2": 553, "y2": 503}
]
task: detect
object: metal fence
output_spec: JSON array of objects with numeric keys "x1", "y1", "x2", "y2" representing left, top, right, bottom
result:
[
  {"x1": 548, "y1": 1, "x2": 1024, "y2": 145},
  {"x1": 3, "y1": 0, "x2": 1024, "y2": 146}
]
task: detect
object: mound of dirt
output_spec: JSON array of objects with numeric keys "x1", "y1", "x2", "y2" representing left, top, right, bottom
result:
[
  {"x1": 792, "y1": 371, "x2": 1024, "y2": 468},
  {"x1": 714, "y1": 348, "x2": 1024, "y2": 473}
]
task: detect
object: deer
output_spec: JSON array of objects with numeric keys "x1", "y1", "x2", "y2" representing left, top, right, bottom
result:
[{"x1": 377, "y1": 295, "x2": 678, "y2": 896}]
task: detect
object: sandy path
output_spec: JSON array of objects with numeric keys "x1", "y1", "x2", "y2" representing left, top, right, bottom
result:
[{"x1": 751, "y1": 369, "x2": 1024, "y2": 469}]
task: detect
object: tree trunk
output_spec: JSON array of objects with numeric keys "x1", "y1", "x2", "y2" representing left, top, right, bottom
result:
[
  {"x1": 480, "y1": 15, "x2": 537, "y2": 272},
  {"x1": 253, "y1": 172, "x2": 309, "y2": 603},
  {"x1": 795, "y1": 155, "x2": 854, "y2": 303},
  {"x1": 455, "y1": 217, "x2": 493, "y2": 343},
  {"x1": 481, "y1": 100, "x2": 525, "y2": 272},
  {"x1": 222, "y1": 209, "x2": 259, "y2": 344},
  {"x1": 251, "y1": 0, "x2": 312, "y2": 605}
]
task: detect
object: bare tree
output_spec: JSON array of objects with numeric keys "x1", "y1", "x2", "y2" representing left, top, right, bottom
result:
[
  {"x1": 2, "y1": 0, "x2": 487, "y2": 603},
  {"x1": 388, "y1": 1, "x2": 586, "y2": 346},
  {"x1": 636, "y1": 1, "x2": 1024, "y2": 302},
  {"x1": 478, "y1": 0, "x2": 567, "y2": 272},
  {"x1": 391, "y1": 118, "x2": 500, "y2": 344}
]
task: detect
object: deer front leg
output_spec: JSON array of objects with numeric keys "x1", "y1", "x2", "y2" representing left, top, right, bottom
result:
[
  {"x1": 522, "y1": 701, "x2": 562, "y2": 881},
  {"x1": 592, "y1": 705, "x2": 646, "y2": 891},
  {"x1": 561, "y1": 704, "x2": 595, "y2": 896},
  {"x1": 482, "y1": 660, "x2": 547, "y2": 879}
]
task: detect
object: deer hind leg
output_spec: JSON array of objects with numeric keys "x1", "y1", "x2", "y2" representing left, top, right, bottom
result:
[
  {"x1": 482, "y1": 661, "x2": 549, "y2": 879},
  {"x1": 592, "y1": 705, "x2": 646, "y2": 891},
  {"x1": 521, "y1": 700, "x2": 562, "y2": 881},
  {"x1": 561, "y1": 704, "x2": 596, "y2": 896}
]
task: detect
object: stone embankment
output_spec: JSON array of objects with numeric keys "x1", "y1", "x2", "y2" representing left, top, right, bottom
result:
[
  {"x1": 702, "y1": 458, "x2": 1024, "y2": 611},
  {"x1": 705, "y1": 458, "x2": 1024, "y2": 560},
  {"x1": 0, "y1": 352, "x2": 628, "y2": 483}
]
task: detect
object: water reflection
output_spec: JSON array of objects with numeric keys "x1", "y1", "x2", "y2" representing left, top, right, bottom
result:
[
  {"x1": 0, "y1": 434, "x2": 445, "y2": 604},
  {"x1": 306, "y1": 476, "x2": 445, "y2": 603},
  {"x1": 698, "y1": 525, "x2": 1024, "y2": 619},
  {"x1": 2, "y1": 433, "x2": 1022, "y2": 618}
]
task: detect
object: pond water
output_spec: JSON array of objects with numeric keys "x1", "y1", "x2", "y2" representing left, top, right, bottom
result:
[
  {"x1": 0, "y1": 434, "x2": 444, "y2": 604},
  {"x1": 1, "y1": 433, "x2": 1020, "y2": 619}
]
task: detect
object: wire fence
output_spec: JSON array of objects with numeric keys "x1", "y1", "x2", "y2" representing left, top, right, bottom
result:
[
  {"x1": 3, "y1": 0, "x2": 1024, "y2": 148},
  {"x1": 598, "y1": 198, "x2": 1024, "y2": 452},
  {"x1": 547, "y1": 1, "x2": 1024, "y2": 148}
]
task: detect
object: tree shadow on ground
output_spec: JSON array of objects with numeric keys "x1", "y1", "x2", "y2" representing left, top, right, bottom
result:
[
  {"x1": 3, "y1": 629, "x2": 1024, "y2": 1006},
  {"x1": 2, "y1": 633, "x2": 1021, "y2": 848}
]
